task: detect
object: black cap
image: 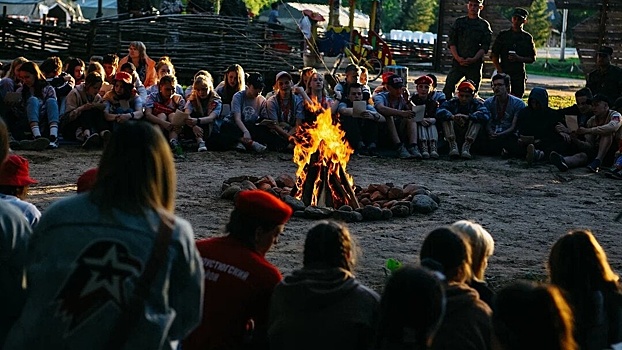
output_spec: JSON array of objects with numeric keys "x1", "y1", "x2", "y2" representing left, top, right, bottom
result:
[
  {"x1": 246, "y1": 72, "x2": 265, "y2": 89},
  {"x1": 345, "y1": 64, "x2": 359, "y2": 73},
  {"x1": 597, "y1": 46, "x2": 614, "y2": 56},
  {"x1": 387, "y1": 75, "x2": 405, "y2": 88},
  {"x1": 512, "y1": 8, "x2": 529, "y2": 19}
]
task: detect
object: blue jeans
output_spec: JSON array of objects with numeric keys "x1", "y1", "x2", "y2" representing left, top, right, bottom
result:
[{"x1": 26, "y1": 96, "x2": 59, "y2": 125}]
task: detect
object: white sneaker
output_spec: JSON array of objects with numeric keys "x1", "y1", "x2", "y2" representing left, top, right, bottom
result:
[
  {"x1": 234, "y1": 142, "x2": 246, "y2": 151},
  {"x1": 250, "y1": 141, "x2": 267, "y2": 153},
  {"x1": 197, "y1": 141, "x2": 207, "y2": 152}
]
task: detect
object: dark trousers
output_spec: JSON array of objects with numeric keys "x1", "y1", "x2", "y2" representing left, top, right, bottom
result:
[
  {"x1": 443, "y1": 61, "x2": 483, "y2": 98},
  {"x1": 340, "y1": 116, "x2": 379, "y2": 149},
  {"x1": 60, "y1": 108, "x2": 108, "y2": 141}
]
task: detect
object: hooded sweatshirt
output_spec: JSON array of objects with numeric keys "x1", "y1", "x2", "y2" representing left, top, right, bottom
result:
[
  {"x1": 430, "y1": 282, "x2": 492, "y2": 350},
  {"x1": 268, "y1": 267, "x2": 380, "y2": 350},
  {"x1": 516, "y1": 87, "x2": 560, "y2": 140}
]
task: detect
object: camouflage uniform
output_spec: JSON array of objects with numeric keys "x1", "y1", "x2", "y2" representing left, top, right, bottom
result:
[
  {"x1": 443, "y1": 16, "x2": 492, "y2": 98},
  {"x1": 491, "y1": 28, "x2": 536, "y2": 98}
]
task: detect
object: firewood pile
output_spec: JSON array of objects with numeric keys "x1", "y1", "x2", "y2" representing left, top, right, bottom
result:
[{"x1": 221, "y1": 175, "x2": 440, "y2": 222}]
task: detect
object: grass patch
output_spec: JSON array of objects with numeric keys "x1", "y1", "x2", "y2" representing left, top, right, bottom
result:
[{"x1": 526, "y1": 57, "x2": 586, "y2": 80}]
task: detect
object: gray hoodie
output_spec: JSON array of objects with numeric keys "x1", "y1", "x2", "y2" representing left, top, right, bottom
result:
[{"x1": 268, "y1": 267, "x2": 380, "y2": 350}]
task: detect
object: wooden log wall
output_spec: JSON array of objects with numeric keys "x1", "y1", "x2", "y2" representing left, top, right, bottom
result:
[
  {"x1": 437, "y1": 0, "x2": 534, "y2": 74},
  {"x1": 559, "y1": 0, "x2": 622, "y2": 77},
  {"x1": 0, "y1": 14, "x2": 304, "y2": 85}
]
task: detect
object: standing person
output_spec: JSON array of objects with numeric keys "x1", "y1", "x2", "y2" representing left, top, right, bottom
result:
[
  {"x1": 119, "y1": 41, "x2": 157, "y2": 89},
  {"x1": 267, "y1": 2, "x2": 281, "y2": 28},
  {"x1": 268, "y1": 220, "x2": 380, "y2": 350},
  {"x1": 184, "y1": 190, "x2": 293, "y2": 350},
  {"x1": 0, "y1": 118, "x2": 32, "y2": 347},
  {"x1": 442, "y1": 0, "x2": 492, "y2": 98},
  {"x1": 4, "y1": 121, "x2": 204, "y2": 350},
  {"x1": 490, "y1": 8, "x2": 536, "y2": 98},
  {"x1": 548, "y1": 230, "x2": 622, "y2": 350},
  {"x1": 587, "y1": 46, "x2": 622, "y2": 104},
  {"x1": 482, "y1": 73, "x2": 526, "y2": 156}
]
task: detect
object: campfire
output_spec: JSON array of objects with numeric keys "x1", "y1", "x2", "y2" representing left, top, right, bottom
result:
[
  {"x1": 220, "y1": 105, "x2": 441, "y2": 221},
  {"x1": 292, "y1": 104, "x2": 359, "y2": 209}
]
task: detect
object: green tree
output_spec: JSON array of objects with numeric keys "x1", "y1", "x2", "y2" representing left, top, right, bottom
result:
[
  {"x1": 524, "y1": 0, "x2": 550, "y2": 46},
  {"x1": 243, "y1": 0, "x2": 271, "y2": 16},
  {"x1": 402, "y1": 0, "x2": 437, "y2": 32}
]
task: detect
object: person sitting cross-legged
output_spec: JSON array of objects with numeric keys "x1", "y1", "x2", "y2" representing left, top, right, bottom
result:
[
  {"x1": 482, "y1": 73, "x2": 526, "y2": 157},
  {"x1": 265, "y1": 71, "x2": 305, "y2": 152},
  {"x1": 550, "y1": 94, "x2": 622, "y2": 172},
  {"x1": 373, "y1": 75, "x2": 420, "y2": 159},
  {"x1": 411, "y1": 75, "x2": 442, "y2": 159},
  {"x1": 338, "y1": 82, "x2": 385, "y2": 156},
  {"x1": 436, "y1": 80, "x2": 490, "y2": 159},
  {"x1": 183, "y1": 73, "x2": 223, "y2": 152}
]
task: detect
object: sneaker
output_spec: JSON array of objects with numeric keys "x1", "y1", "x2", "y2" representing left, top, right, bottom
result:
[
  {"x1": 549, "y1": 151, "x2": 568, "y2": 172},
  {"x1": 82, "y1": 133, "x2": 101, "y2": 149},
  {"x1": 407, "y1": 145, "x2": 423, "y2": 159},
  {"x1": 396, "y1": 145, "x2": 412, "y2": 159},
  {"x1": 19, "y1": 137, "x2": 50, "y2": 151},
  {"x1": 197, "y1": 141, "x2": 207, "y2": 152},
  {"x1": 608, "y1": 168, "x2": 622, "y2": 180},
  {"x1": 100, "y1": 130, "x2": 111, "y2": 148},
  {"x1": 47, "y1": 135, "x2": 59, "y2": 149},
  {"x1": 250, "y1": 141, "x2": 267, "y2": 153},
  {"x1": 586, "y1": 158, "x2": 601, "y2": 173},
  {"x1": 234, "y1": 142, "x2": 246, "y2": 151},
  {"x1": 526, "y1": 144, "x2": 535, "y2": 166}
]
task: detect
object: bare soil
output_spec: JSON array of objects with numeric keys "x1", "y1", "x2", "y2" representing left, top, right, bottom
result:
[{"x1": 24, "y1": 146, "x2": 622, "y2": 293}]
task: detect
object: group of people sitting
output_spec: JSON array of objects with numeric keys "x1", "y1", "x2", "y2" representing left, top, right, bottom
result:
[
  {"x1": 2, "y1": 42, "x2": 621, "y2": 176},
  {"x1": 1, "y1": 115, "x2": 620, "y2": 349}
]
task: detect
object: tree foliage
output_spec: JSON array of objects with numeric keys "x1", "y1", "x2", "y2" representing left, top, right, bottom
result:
[{"x1": 524, "y1": 0, "x2": 550, "y2": 47}]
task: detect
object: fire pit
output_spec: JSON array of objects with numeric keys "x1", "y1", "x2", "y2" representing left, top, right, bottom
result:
[{"x1": 220, "y1": 107, "x2": 440, "y2": 222}]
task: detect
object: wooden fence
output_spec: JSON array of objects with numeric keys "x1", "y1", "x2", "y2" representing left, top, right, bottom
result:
[{"x1": 0, "y1": 14, "x2": 304, "y2": 85}]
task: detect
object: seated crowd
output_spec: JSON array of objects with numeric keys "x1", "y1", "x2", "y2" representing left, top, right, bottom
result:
[
  {"x1": 2, "y1": 43, "x2": 622, "y2": 349},
  {"x1": 2, "y1": 43, "x2": 622, "y2": 177}
]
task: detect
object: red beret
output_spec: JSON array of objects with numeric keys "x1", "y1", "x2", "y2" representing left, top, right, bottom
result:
[
  {"x1": 457, "y1": 81, "x2": 476, "y2": 93},
  {"x1": 0, "y1": 155, "x2": 37, "y2": 187},
  {"x1": 77, "y1": 168, "x2": 98, "y2": 193},
  {"x1": 115, "y1": 71, "x2": 133, "y2": 85},
  {"x1": 381, "y1": 72, "x2": 395, "y2": 85},
  {"x1": 235, "y1": 190, "x2": 293, "y2": 225},
  {"x1": 415, "y1": 75, "x2": 433, "y2": 86}
]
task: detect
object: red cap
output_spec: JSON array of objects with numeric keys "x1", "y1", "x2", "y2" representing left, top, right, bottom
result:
[
  {"x1": 415, "y1": 75, "x2": 433, "y2": 86},
  {"x1": 0, "y1": 155, "x2": 37, "y2": 187},
  {"x1": 382, "y1": 72, "x2": 395, "y2": 85},
  {"x1": 457, "y1": 81, "x2": 476, "y2": 93},
  {"x1": 77, "y1": 168, "x2": 98, "y2": 193},
  {"x1": 114, "y1": 71, "x2": 133, "y2": 85},
  {"x1": 235, "y1": 190, "x2": 293, "y2": 225}
]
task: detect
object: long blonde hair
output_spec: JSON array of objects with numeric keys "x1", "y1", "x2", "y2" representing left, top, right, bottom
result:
[
  {"x1": 188, "y1": 74, "x2": 214, "y2": 116},
  {"x1": 91, "y1": 122, "x2": 175, "y2": 214}
]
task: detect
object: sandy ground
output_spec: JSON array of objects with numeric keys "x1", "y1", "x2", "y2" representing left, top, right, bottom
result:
[{"x1": 22, "y1": 144, "x2": 622, "y2": 293}]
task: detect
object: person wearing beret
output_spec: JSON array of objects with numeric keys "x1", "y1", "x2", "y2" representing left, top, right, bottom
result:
[
  {"x1": 0, "y1": 154, "x2": 41, "y2": 227},
  {"x1": 436, "y1": 80, "x2": 490, "y2": 159},
  {"x1": 587, "y1": 46, "x2": 622, "y2": 104},
  {"x1": 0, "y1": 118, "x2": 32, "y2": 347},
  {"x1": 442, "y1": 0, "x2": 492, "y2": 99},
  {"x1": 184, "y1": 190, "x2": 293, "y2": 350},
  {"x1": 491, "y1": 7, "x2": 537, "y2": 99},
  {"x1": 411, "y1": 75, "x2": 442, "y2": 159}
]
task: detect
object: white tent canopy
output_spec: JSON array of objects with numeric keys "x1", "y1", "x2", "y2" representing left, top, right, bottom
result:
[
  {"x1": 0, "y1": 0, "x2": 117, "y2": 20},
  {"x1": 257, "y1": 2, "x2": 370, "y2": 33}
]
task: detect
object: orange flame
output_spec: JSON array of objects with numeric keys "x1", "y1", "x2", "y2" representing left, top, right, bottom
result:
[{"x1": 293, "y1": 102, "x2": 355, "y2": 207}]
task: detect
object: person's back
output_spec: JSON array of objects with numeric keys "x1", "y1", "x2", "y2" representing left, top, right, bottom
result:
[{"x1": 269, "y1": 221, "x2": 380, "y2": 350}]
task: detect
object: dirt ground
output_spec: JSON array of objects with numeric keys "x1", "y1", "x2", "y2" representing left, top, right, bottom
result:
[{"x1": 22, "y1": 144, "x2": 622, "y2": 293}]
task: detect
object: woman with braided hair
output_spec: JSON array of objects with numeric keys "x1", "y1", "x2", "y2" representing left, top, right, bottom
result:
[{"x1": 268, "y1": 220, "x2": 380, "y2": 350}]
